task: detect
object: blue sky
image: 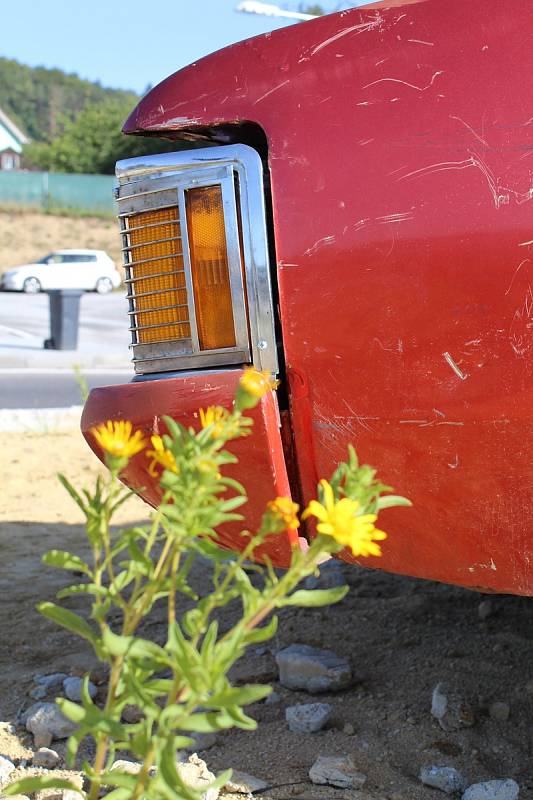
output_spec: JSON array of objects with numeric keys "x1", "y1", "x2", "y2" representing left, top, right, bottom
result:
[{"x1": 1, "y1": 0, "x2": 360, "y2": 94}]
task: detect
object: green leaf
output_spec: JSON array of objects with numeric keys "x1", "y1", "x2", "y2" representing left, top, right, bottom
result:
[
  {"x1": 280, "y1": 586, "x2": 348, "y2": 608},
  {"x1": 57, "y1": 473, "x2": 88, "y2": 514},
  {"x1": 38, "y1": 602, "x2": 99, "y2": 647},
  {"x1": 158, "y1": 741, "x2": 200, "y2": 800},
  {"x1": 57, "y1": 698, "x2": 86, "y2": 723},
  {"x1": 220, "y1": 495, "x2": 247, "y2": 512},
  {"x1": 209, "y1": 683, "x2": 271, "y2": 707},
  {"x1": 244, "y1": 615, "x2": 278, "y2": 644},
  {"x1": 102, "y1": 629, "x2": 169, "y2": 667},
  {"x1": 43, "y1": 549, "x2": 90, "y2": 574},
  {"x1": 3, "y1": 777, "x2": 83, "y2": 796},
  {"x1": 376, "y1": 494, "x2": 412, "y2": 510},
  {"x1": 57, "y1": 583, "x2": 109, "y2": 600}
]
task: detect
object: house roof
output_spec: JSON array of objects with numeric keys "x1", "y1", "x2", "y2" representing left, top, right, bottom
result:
[{"x1": 0, "y1": 107, "x2": 29, "y2": 146}]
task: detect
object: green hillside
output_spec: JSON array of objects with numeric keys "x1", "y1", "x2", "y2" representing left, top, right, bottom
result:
[{"x1": 0, "y1": 56, "x2": 138, "y2": 143}]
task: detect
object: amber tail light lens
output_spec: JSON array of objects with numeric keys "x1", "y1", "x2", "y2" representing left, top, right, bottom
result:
[
  {"x1": 186, "y1": 185, "x2": 236, "y2": 351},
  {"x1": 125, "y1": 207, "x2": 190, "y2": 345}
]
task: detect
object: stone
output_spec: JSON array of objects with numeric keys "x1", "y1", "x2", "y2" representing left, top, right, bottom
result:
[
  {"x1": 0, "y1": 756, "x2": 15, "y2": 788},
  {"x1": 25, "y1": 703, "x2": 78, "y2": 746},
  {"x1": 431, "y1": 683, "x2": 475, "y2": 731},
  {"x1": 63, "y1": 677, "x2": 97, "y2": 703},
  {"x1": 33, "y1": 747, "x2": 60, "y2": 769},
  {"x1": 489, "y1": 702, "x2": 510, "y2": 722},
  {"x1": 111, "y1": 760, "x2": 142, "y2": 775},
  {"x1": 121, "y1": 704, "x2": 143, "y2": 723},
  {"x1": 34, "y1": 774, "x2": 83, "y2": 800},
  {"x1": 276, "y1": 644, "x2": 352, "y2": 693},
  {"x1": 419, "y1": 766, "x2": 467, "y2": 794},
  {"x1": 525, "y1": 679, "x2": 533, "y2": 695},
  {"x1": 478, "y1": 600, "x2": 494, "y2": 620},
  {"x1": 223, "y1": 770, "x2": 268, "y2": 794},
  {"x1": 29, "y1": 686, "x2": 49, "y2": 701},
  {"x1": 304, "y1": 560, "x2": 346, "y2": 591},
  {"x1": 265, "y1": 691, "x2": 281, "y2": 705},
  {"x1": 34, "y1": 674, "x2": 68, "y2": 693},
  {"x1": 462, "y1": 779, "x2": 519, "y2": 800},
  {"x1": 309, "y1": 756, "x2": 366, "y2": 790},
  {"x1": 175, "y1": 754, "x2": 218, "y2": 800},
  {"x1": 343, "y1": 722, "x2": 355, "y2": 735},
  {"x1": 286, "y1": 703, "x2": 333, "y2": 733}
]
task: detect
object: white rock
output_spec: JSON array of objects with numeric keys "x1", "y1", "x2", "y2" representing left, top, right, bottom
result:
[
  {"x1": 25, "y1": 702, "x2": 78, "y2": 746},
  {"x1": 276, "y1": 644, "x2": 351, "y2": 693},
  {"x1": 462, "y1": 779, "x2": 519, "y2": 800},
  {"x1": 309, "y1": 756, "x2": 366, "y2": 789},
  {"x1": 33, "y1": 747, "x2": 60, "y2": 769},
  {"x1": 63, "y1": 677, "x2": 97, "y2": 703},
  {"x1": 176, "y1": 754, "x2": 219, "y2": 800},
  {"x1": 431, "y1": 683, "x2": 475, "y2": 731},
  {"x1": 420, "y1": 766, "x2": 467, "y2": 794},
  {"x1": 286, "y1": 703, "x2": 333, "y2": 733},
  {"x1": 223, "y1": 770, "x2": 268, "y2": 795},
  {"x1": 0, "y1": 755, "x2": 15, "y2": 788},
  {"x1": 110, "y1": 760, "x2": 142, "y2": 775}
]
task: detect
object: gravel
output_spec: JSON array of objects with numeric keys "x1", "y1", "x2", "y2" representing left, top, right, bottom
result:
[
  {"x1": 276, "y1": 644, "x2": 352, "y2": 693},
  {"x1": 419, "y1": 765, "x2": 468, "y2": 794},
  {"x1": 62, "y1": 676, "x2": 97, "y2": 702},
  {"x1": 462, "y1": 779, "x2": 519, "y2": 800},
  {"x1": 309, "y1": 755, "x2": 366, "y2": 789},
  {"x1": 24, "y1": 703, "x2": 78, "y2": 747},
  {"x1": 285, "y1": 702, "x2": 333, "y2": 733}
]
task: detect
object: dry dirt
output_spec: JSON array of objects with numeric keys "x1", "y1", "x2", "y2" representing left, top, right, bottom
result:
[
  {"x1": 0, "y1": 209, "x2": 121, "y2": 275},
  {"x1": 1, "y1": 428, "x2": 532, "y2": 799}
]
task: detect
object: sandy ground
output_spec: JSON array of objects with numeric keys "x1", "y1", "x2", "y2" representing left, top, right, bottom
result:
[
  {"x1": 0, "y1": 210, "x2": 121, "y2": 274},
  {"x1": 1, "y1": 428, "x2": 532, "y2": 799}
]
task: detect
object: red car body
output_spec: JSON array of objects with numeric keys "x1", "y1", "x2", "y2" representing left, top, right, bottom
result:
[{"x1": 83, "y1": 0, "x2": 533, "y2": 595}]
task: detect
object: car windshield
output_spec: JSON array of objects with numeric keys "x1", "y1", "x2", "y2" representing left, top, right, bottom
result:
[{"x1": 37, "y1": 253, "x2": 55, "y2": 264}]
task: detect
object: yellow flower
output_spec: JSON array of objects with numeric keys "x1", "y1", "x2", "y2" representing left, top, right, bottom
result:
[
  {"x1": 91, "y1": 420, "x2": 147, "y2": 459},
  {"x1": 240, "y1": 368, "x2": 279, "y2": 398},
  {"x1": 199, "y1": 405, "x2": 229, "y2": 438},
  {"x1": 146, "y1": 435, "x2": 178, "y2": 477},
  {"x1": 302, "y1": 480, "x2": 387, "y2": 558},
  {"x1": 267, "y1": 496, "x2": 300, "y2": 530}
]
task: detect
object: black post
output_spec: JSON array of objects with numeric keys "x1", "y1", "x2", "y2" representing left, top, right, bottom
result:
[{"x1": 44, "y1": 289, "x2": 83, "y2": 350}]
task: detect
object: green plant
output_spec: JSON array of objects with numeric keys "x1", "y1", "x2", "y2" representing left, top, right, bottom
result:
[{"x1": 6, "y1": 369, "x2": 410, "y2": 800}]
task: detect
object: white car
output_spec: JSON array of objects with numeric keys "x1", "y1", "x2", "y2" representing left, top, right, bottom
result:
[{"x1": 0, "y1": 249, "x2": 122, "y2": 294}]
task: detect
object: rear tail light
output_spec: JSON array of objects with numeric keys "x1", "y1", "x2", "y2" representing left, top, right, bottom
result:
[{"x1": 116, "y1": 144, "x2": 276, "y2": 376}]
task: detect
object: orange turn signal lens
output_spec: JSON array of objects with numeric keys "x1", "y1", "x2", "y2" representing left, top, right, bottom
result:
[{"x1": 186, "y1": 185, "x2": 236, "y2": 351}]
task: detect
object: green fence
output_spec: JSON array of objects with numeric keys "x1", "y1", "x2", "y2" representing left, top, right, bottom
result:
[{"x1": 0, "y1": 171, "x2": 116, "y2": 214}]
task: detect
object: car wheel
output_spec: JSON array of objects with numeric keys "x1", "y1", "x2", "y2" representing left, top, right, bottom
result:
[
  {"x1": 95, "y1": 276, "x2": 113, "y2": 294},
  {"x1": 22, "y1": 276, "x2": 41, "y2": 294}
]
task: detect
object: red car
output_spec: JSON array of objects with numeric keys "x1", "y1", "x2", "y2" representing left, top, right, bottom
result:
[{"x1": 82, "y1": 0, "x2": 533, "y2": 596}]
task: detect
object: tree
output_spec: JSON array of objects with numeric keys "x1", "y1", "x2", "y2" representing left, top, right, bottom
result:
[
  {"x1": 301, "y1": 3, "x2": 325, "y2": 14},
  {"x1": 23, "y1": 99, "x2": 180, "y2": 175}
]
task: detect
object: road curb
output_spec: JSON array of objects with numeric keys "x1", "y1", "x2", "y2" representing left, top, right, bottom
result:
[{"x1": 0, "y1": 406, "x2": 83, "y2": 433}]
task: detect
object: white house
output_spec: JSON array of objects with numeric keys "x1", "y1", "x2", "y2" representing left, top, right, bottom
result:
[{"x1": 0, "y1": 107, "x2": 29, "y2": 170}]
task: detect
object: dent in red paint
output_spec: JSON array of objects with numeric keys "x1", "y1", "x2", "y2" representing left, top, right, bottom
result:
[
  {"x1": 105, "y1": 0, "x2": 533, "y2": 594},
  {"x1": 81, "y1": 370, "x2": 301, "y2": 567}
]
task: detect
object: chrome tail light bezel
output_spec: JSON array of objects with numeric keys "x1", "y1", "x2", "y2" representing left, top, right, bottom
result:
[{"x1": 115, "y1": 144, "x2": 278, "y2": 375}]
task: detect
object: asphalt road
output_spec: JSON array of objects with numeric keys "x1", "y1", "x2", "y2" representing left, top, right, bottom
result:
[
  {"x1": 0, "y1": 290, "x2": 129, "y2": 347},
  {"x1": 0, "y1": 368, "x2": 133, "y2": 409},
  {"x1": 0, "y1": 291, "x2": 134, "y2": 408}
]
